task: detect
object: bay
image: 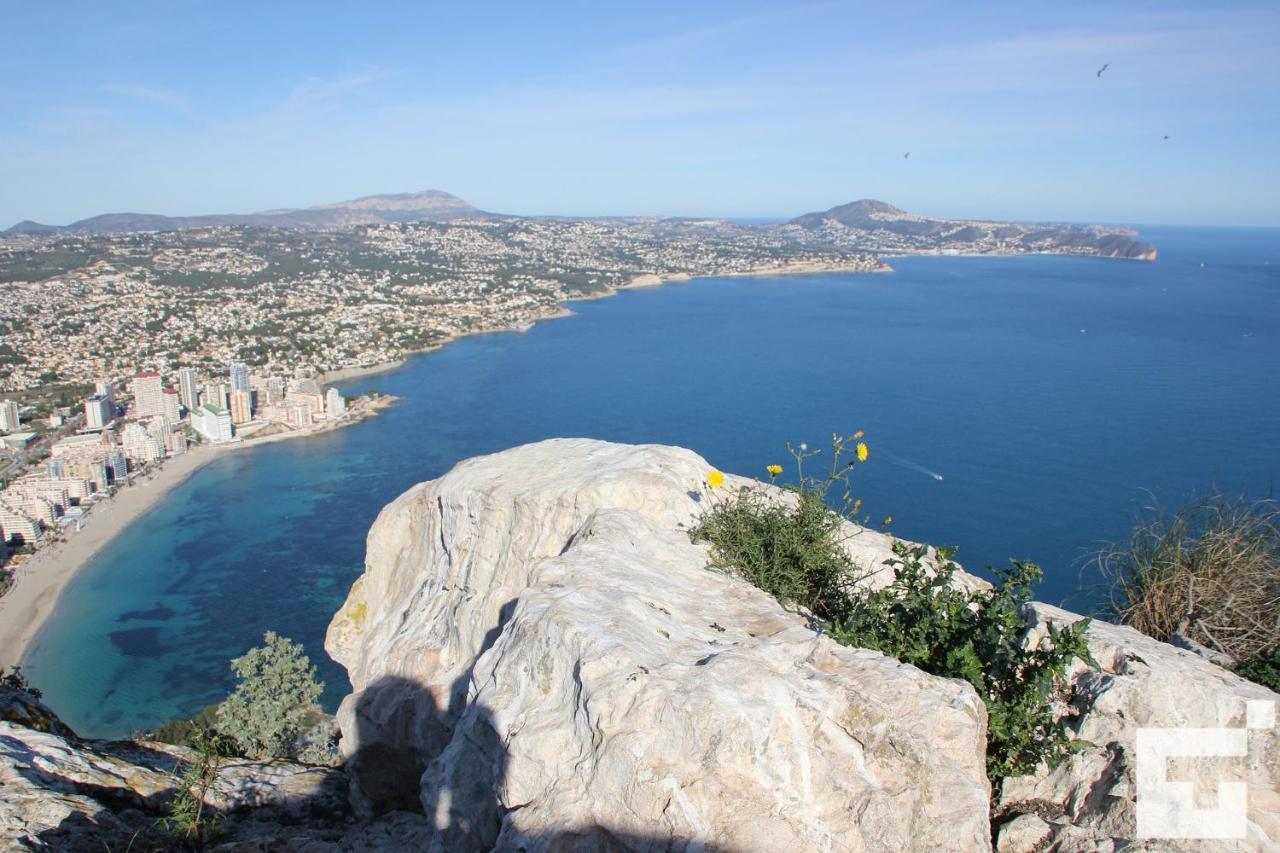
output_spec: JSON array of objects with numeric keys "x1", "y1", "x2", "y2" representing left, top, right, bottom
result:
[{"x1": 24, "y1": 225, "x2": 1280, "y2": 737}]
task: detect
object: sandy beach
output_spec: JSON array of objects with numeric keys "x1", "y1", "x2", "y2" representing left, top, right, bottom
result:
[
  {"x1": 0, "y1": 260, "x2": 878, "y2": 672},
  {"x1": 0, "y1": 394, "x2": 397, "y2": 670}
]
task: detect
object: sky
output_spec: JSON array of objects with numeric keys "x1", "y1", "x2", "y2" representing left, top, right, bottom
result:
[{"x1": 2, "y1": 1, "x2": 1278, "y2": 227}]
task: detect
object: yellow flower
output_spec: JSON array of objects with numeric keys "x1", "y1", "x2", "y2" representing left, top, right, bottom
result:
[
  {"x1": 855, "y1": 442, "x2": 869, "y2": 462},
  {"x1": 883, "y1": 515, "x2": 893, "y2": 526},
  {"x1": 853, "y1": 430, "x2": 864, "y2": 439},
  {"x1": 766, "y1": 464, "x2": 783, "y2": 478},
  {"x1": 706, "y1": 470, "x2": 725, "y2": 489}
]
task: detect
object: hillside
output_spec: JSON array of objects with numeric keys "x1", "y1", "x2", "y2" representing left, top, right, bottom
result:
[
  {"x1": 789, "y1": 198, "x2": 1158, "y2": 260},
  {"x1": 2, "y1": 190, "x2": 486, "y2": 238}
]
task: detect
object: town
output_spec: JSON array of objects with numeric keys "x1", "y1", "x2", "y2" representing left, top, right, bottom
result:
[
  {"x1": 0, "y1": 362, "x2": 380, "y2": 583},
  {"x1": 0, "y1": 216, "x2": 888, "y2": 395}
]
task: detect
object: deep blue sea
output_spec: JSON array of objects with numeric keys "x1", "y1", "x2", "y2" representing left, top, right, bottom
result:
[{"x1": 23, "y1": 225, "x2": 1280, "y2": 737}]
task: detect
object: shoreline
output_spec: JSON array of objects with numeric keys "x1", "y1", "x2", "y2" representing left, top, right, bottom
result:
[
  {"x1": 0, "y1": 394, "x2": 396, "y2": 670},
  {"x1": 0, "y1": 250, "x2": 1106, "y2": 672}
]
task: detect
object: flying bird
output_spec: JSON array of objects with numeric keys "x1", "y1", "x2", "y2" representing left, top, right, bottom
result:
[
  {"x1": 1163, "y1": 134, "x2": 1170, "y2": 140},
  {"x1": 903, "y1": 151, "x2": 910, "y2": 159},
  {"x1": 1096, "y1": 63, "x2": 1109, "y2": 78}
]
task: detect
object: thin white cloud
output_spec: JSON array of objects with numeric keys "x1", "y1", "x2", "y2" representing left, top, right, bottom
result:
[
  {"x1": 100, "y1": 83, "x2": 194, "y2": 116},
  {"x1": 278, "y1": 68, "x2": 397, "y2": 111}
]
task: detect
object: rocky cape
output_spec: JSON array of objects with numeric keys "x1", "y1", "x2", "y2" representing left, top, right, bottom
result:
[
  {"x1": 3, "y1": 440, "x2": 1274, "y2": 851},
  {"x1": 789, "y1": 199, "x2": 1158, "y2": 261}
]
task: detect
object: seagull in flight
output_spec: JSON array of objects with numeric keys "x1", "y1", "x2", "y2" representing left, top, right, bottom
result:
[{"x1": 1096, "y1": 63, "x2": 1109, "y2": 78}]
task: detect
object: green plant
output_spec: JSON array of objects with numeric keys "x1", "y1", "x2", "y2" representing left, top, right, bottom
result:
[
  {"x1": 1096, "y1": 494, "x2": 1280, "y2": 663},
  {"x1": 157, "y1": 729, "x2": 233, "y2": 850},
  {"x1": 215, "y1": 631, "x2": 323, "y2": 759},
  {"x1": 692, "y1": 433, "x2": 873, "y2": 621},
  {"x1": 692, "y1": 435, "x2": 1094, "y2": 786},
  {"x1": 830, "y1": 542, "x2": 1095, "y2": 781},
  {"x1": 2, "y1": 665, "x2": 41, "y2": 699},
  {"x1": 1234, "y1": 646, "x2": 1280, "y2": 692},
  {"x1": 148, "y1": 704, "x2": 222, "y2": 748}
]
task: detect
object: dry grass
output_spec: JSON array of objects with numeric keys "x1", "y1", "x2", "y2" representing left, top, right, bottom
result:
[{"x1": 1096, "y1": 495, "x2": 1280, "y2": 662}]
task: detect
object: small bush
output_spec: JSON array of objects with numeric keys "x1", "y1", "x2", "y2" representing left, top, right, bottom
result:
[
  {"x1": 692, "y1": 434, "x2": 1093, "y2": 786},
  {"x1": 694, "y1": 486, "x2": 865, "y2": 622},
  {"x1": 829, "y1": 542, "x2": 1094, "y2": 780},
  {"x1": 1096, "y1": 495, "x2": 1280, "y2": 664},
  {"x1": 2, "y1": 665, "x2": 41, "y2": 699},
  {"x1": 1234, "y1": 646, "x2": 1280, "y2": 692},
  {"x1": 148, "y1": 704, "x2": 222, "y2": 748},
  {"x1": 158, "y1": 728, "x2": 234, "y2": 850},
  {"x1": 215, "y1": 632, "x2": 323, "y2": 760}
]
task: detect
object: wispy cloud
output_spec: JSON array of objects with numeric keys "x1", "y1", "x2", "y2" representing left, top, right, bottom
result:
[
  {"x1": 100, "y1": 83, "x2": 195, "y2": 116},
  {"x1": 278, "y1": 68, "x2": 396, "y2": 111}
]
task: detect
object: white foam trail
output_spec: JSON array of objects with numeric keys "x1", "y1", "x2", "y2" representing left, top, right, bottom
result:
[{"x1": 879, "y1": 448, "x2": 944, "y2": 481}]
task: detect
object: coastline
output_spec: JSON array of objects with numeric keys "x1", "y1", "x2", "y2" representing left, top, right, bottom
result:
[
  {"x1": 0, "y1": 394, "x2": 397, "y2": 670},
  {"x1": 0, "y1": 250, "x2": 1090, "y2": 672}
]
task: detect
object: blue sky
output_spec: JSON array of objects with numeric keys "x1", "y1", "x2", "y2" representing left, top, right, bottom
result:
[{"x1": 2, "y1": 1, "x2": 1278, "y2": 226}]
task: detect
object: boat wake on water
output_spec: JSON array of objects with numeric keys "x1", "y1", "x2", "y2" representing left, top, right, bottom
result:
[{"x1": 878, "y1": 448, "x2": 945, "y2": 481}]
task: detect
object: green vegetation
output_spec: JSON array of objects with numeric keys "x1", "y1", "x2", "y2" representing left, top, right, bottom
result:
[
  {"x1": 148, "y1": 704, "x2": 222, "y2": 748},
  {"x1": 215, "y1": 631, "x2": 324, "y2": 760},
  {"x1": 830, "y1": 543, "x2": 1094, "y2": 780},
  {"x1": 2, "y1": 665, "x2": 42, "y2": 699},
  {"x1": 1234, "y1": 647, "x2": 1280, "y2": 692},
  {"x1": 692, "y1": 434, "x2": 1093, "y2": 786},
  {"x1": 1095, "y1": 494, "x2": 1280, "y2": 687},
  {"x1": 157, "y1": 729, "x2": 234, "y2": 850}
]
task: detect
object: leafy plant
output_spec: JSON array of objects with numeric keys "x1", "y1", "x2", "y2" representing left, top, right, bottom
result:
[
  {"x1": 693, "y1": 434, "x2": 1095, "y2": 786},
  {"x1": 2, "y1": 665, "x2": 41, "y2": 699},
  {"x1": 215, "y1": 631, "x2": 323, "y2": 760},
  {"x1": 830, "y1": 542, "x2": 1095, "y2": 781},
  {"x1": 1234, "y1": 646, "x2": 1280, "y2": 692}
]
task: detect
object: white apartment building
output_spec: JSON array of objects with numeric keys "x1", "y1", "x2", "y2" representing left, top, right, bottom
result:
[
  {"x1": 0, "y1": 399, "x2": 20, "y2": 432},
  {"x1": 191, "y1": 404, "x2": 234, "y2": 443},
  {"x1": 84, "y1": 394, "x2": 113, "y2": 430},
  {"x1": 130, "y1": 371, "x2": 164, "y2": 419}
]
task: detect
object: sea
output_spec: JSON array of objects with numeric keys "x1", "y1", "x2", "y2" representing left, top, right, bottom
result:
[{"x1": 22, "y1": 225, "x2": 1280, "y2": 737}]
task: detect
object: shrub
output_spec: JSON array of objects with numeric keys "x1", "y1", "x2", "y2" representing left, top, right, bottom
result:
[
  {"x1": 692, "y1": 434, "x2": 1093, "y2": 786},
  {"x1": 829, "y1": 542, "x2": 1094, "y2": 780},
  {"x1": 148, "y1": 704, "x2": 222, "y2": 748},
  {"x1": 2, "y1": 665, "x2": 41, "y2": 699},
  {"x1": 1234, "y1": 646, "x2": 1280, "y2": 693},
  {"x1": 1096, "y1": 495, "x2": 1280, "y2": 664},
  {"x1": 215, "y1": 632, "x2": 323, "y2": 760},
  {"x1": 158, "y1": 728, "x2": 234, "y2": 850}
]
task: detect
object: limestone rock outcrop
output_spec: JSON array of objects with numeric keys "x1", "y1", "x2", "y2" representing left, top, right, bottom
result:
[
  {"x1": 0, "y1": 690, "x2": 350, "y2": 850},
  {"x1": 3, "y1": 438, "x2": 1276, "y2": 851},
  {"x1": 327, "y1": 438, "x2": 994, "y2": 851},
  {"x1": 995, "y1": 603, "x2": 1279, "y2": 852}
]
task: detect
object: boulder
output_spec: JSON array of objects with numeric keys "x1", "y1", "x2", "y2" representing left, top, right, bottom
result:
[
  {"x1": 995, "y1": 603, "x2": 1279, "y2": 851},
  {"x1": 327, "y1": 438, "x2": 993, "y2": 851}
]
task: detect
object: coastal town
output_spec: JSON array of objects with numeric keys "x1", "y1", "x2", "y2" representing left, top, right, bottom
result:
[
  {"x1": 0, "y1": 362, "x2": 388, "y2": 591},
  {"x1": 0, "y1": 216, "x2": 887, "y2": 395},
  {"x1": 0, "y1": 199, "x2": 1154, "y2": 598}
]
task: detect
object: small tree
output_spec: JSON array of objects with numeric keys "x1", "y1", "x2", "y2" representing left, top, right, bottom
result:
[{"x1": 216, "y1": 632, "x2": 323, "y2": 759}]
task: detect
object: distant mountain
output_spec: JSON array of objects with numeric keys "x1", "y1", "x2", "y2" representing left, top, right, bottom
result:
[
  {"x1": 789, "y1": 199, "x2": 1157, "y2": 260},
  {"x1": 2, "y1": 190, "x2": 486, "y2": 238}
]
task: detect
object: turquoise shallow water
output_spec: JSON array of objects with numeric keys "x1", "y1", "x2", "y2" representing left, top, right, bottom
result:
[{"x1": 22, "y1": 225, "x2": 1280, "y2": 737}]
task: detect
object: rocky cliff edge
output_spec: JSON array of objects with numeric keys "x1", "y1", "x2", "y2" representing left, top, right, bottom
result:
[{"x1": 2, "y1": 439, "x2": 1275, "y2": 851}]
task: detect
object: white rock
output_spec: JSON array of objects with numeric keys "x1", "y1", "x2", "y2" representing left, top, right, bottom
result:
[
  {"x1": 327, "y1": 439, "x2": 993, "y2": 850},
  {"x1": 996, "y1": 603, "x2": 1280, "y2": 851}
]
